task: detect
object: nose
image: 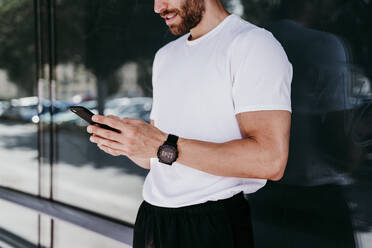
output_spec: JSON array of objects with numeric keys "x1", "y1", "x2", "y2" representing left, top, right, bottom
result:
[{"x1": 154, "y1": 0, "x2": 167, "y2": 14}]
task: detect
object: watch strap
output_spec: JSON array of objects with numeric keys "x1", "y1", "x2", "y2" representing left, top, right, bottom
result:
[{"x1": 165, "y1": 134, "x2": 178, "y2": 147}]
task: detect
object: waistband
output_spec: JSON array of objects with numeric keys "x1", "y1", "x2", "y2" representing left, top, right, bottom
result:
[{"x1": 141, "y1": 192, "x2": 247, "y2": 215}]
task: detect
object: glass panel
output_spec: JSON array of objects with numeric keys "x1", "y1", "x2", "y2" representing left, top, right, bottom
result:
[
  {"x1": 52, "y1": 0, "x2": 174, "y2": 223},
  {"x1": 41, "y1": 0, "x2": 372, "y2": 246},
  {"x1": 0, "y1": 199, "x2": 42, "y2": 247},
  {"x1": 53, "y1": 218, "x2": 130, "y2": 248},
  {"x1": 0, "y1": 0, "x2": 39, "y2": 195},
  {"x1": 239, "y1": 1, "x2": 372, "y2": 248},
  {"x1": 0, "y1": 199, "x2": 128, "y2": 248}
]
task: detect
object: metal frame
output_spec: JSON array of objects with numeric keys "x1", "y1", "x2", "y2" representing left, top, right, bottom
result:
[
  {"x1": 0, "y1": 186, "x2": 134, "y2": 246},
  {"x1": 0, "y1": 226, "x2": 45, "y2": 248}
]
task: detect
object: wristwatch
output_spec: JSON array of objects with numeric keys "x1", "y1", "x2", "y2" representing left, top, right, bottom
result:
[{"x1": 157, "y1": 134, "x2": 179, "y2": 165}]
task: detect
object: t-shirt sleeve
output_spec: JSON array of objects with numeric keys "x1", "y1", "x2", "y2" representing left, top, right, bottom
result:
[{"x1": 230, "y1": 28, "x2": 292, "y2": 114}]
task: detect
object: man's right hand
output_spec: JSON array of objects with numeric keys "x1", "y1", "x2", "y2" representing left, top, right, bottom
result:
[{"x1": 99, "y1": 115, "x2": 153, "y2": 170}]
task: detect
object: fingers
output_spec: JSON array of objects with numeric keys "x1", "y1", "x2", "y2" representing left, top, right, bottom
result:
[
  {"x1": 97, "y1": 144, "x2": 123, "y2": 157},
  {"x1": 90, "y1": 135, "x2": 124, "y2": 151},
  {"x1": 92, "y1": 115, "x2": 123, "y2": 131},
  {"x1": 88, "y1": 115, "x2": 130, "y2": 157},
  {"x1": 87, "y1": 124, "x2": 121, "y2": 141},
  {"x1": 107, "y1": 115, "x2": 120, "y2": 120}
]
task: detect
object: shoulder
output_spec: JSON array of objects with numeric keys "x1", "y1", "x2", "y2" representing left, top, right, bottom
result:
[
  {"x1": 229, "y1": 23, "x2": 290, "y2": 69},
  {"x1": 225, "y1": 15, "x2": 273, "y2": 44},
  {"x1": 231, "y1": 26, "x2": 284, "y2": 56},
  {"x1": 227, "y1": 20, "x2": 292, "y2": 83},
  {"x1": 225, "y1": 16, "x2": 287, "y2": 61}
]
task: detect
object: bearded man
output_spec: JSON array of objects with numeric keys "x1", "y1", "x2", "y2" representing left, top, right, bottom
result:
[{"x1": 87, "y1": 0, "x2": 292, "y2": 247}]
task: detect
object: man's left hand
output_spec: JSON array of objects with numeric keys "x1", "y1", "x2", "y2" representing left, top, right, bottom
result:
[{"x1": 87, "y1": 115, "x2": 167, "y2": 158}]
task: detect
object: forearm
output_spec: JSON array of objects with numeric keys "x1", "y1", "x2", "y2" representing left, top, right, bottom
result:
[
  {"x1": 177, "y1": 137, "x2": 287, "y2": 180},
  {"x1": 87, "y1": 114, "x2": 289, "y2": 179}
]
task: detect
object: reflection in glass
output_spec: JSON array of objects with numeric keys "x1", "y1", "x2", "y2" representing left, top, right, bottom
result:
[
  {"x1": 1, "y1": 0, "x2": 371, "y2": 247},
  {"x1": 53, "y1": 218, "x2": 130, "y2": 248},
  {"x1": 52, "y1": 0, "x2": 173, "y2": 223},
  {"x1": 0, "y1": 199, "x2": 41, "y2": 247},
  {"x1": 0, "y1": 0, "x2": 39, "y2": 195},
  {"x1": 0, "y1": 199, "x2": 128, "y2": 248},
  {"x1": 50, "y1": 0, "x2": 372, "y2": 243},
  {"x1": 244, "y1": 1, "x2": 372, "y2": 247}
]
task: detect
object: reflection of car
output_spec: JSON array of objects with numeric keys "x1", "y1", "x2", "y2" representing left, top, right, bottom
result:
[
  {"x1": 1, "y1": 97, "x2": 72, "y2": 123},
  {"x1": 2, "y1": 96, "x2": 38, "y2": 121},
  {"x1": 38, "y1": 100, "x2": 97, "y2": 126},
  {"x1": 104, "y1": 97, "x2": 152, "y2": 123},
  {"x1": 104, "y1": 97, "x2": 131, "y2": 113},
  {"x1": 29, "y1": 100, "x2": 71, "y2": 124},
  {"x1": 0, "y1": 100, "x2": 10, "y2": 117}
]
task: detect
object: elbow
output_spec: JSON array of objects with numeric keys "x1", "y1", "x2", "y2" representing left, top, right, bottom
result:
[
  {"x1": 268, "y1": 154, "x2": 288, "y2": 181},
  {"x1": 270, "y1": 169, "x2": 285, "y2": 181}
]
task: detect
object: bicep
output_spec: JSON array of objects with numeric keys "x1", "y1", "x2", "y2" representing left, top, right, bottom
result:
[{"x1": 236, "y1": 110, "x2": 291, "y2": 147}]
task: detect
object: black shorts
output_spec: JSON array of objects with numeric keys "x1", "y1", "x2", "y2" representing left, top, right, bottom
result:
[{"x1": 133, "y1": 192, "x2": 254, "y2": 248}]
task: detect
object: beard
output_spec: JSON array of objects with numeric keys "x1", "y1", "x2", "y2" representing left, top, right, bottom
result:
[{"x1": 161, "y1": 0, "x2": 206, "y2": 36}]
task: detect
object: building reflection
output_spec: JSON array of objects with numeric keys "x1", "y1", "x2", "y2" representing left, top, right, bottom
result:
[
  {"x1": 249, "y1": 0, "x2": 372, "y2": 247},
  {"x1": 1, "y1": 0, "x2": 372, "y2": 247}
]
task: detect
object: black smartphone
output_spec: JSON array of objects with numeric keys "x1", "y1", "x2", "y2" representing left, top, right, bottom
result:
[{"x1": 69, "y1": 106, "x2": 121, "y2": 133}]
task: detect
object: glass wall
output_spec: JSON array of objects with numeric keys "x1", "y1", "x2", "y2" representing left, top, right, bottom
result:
[
  {"x1": 0, "y1": 0, "x2": 39, "y2": 195},
  {"x1": 0, "y1": 199, "x2": 129, "y2": 248},
  {"x1": 242, "y1": 1, "x2": 372, "y2": 248},
  {"x1": 53, "y1": 219, "x2": 130, "y2": 248},
  {"x1": 0, "y1": 199, "x2": 44, "y2": 247},
  {"x1": 0, "y1": 0, "x2": 371, "y2": 247},
  {"x1": 51, "y1": 0, "x2": 174, "y2": 223}
]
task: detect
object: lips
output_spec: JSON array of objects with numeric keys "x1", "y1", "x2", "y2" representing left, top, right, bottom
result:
[
  {"x1": 161, "y1": 12, "x2": 178, "y2": 25},
  {"x1": 166, "y1": 13, "x2": 177, "y2": 20},
  {"x1": 166, "y1": 14, "x2": 177, "y2": 24}
]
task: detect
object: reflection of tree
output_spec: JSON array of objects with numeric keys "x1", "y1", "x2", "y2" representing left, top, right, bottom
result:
[
  {"x1": 0, "y1": 0, "x2": 173, "y2": 104},
  {"x1": 0, "y1": 0, "x2": 35, "y2": 96},
  {"x1": 55, "y1": 0, "x2": 173, "y2": 113},
  {"x1": 3, "y1": 0, "x2": 369, "y2": 103},
  {"x1": 84, "y1": 0, "x2": 134, "y2": 114}
]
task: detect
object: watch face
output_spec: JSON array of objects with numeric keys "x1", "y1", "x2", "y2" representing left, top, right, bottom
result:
[{"x1": 158, "y1": 145, "x2": 178, "y2": 165}]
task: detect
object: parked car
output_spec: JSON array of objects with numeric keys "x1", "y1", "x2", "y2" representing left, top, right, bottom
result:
[
  {"x1": 2, "y1": 96, "x2": 39, "y2": 121},
  {"x1": 0, "y1": 100, "x2": 10, "y2": 117},
  {"x1": 104, "y1": 97, "x2": 152, "y2": 123},
  {"x1": 104, "y1": 97, "x2": 131, "y2": 114},
  {"x1": 38, "y1": 100, "x2": 97, "y2": 126}
]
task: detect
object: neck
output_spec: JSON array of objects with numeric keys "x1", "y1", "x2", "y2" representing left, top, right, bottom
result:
[{"x1": 189, "y1": 0, "x2": 230, "y2": 41}]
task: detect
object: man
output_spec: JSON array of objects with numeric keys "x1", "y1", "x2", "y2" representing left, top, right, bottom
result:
[{"x1": 87, "y1": 0, "x2": 292, "y2": 247}]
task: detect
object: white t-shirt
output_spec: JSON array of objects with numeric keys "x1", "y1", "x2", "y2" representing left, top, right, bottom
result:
[{"x1": 143, "y1": 14, "x2": 292, "y2": 208}]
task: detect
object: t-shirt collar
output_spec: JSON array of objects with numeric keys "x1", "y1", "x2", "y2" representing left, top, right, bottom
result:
[{"x1": 185, "y1": 14, "x2": 235, "y2": 46}]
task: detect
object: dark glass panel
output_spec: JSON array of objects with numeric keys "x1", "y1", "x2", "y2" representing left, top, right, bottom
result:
[
  {"x1": 52, "y1": 0, "x2": 174, "y2": 223},
  {"x1": 0, "y1": 0, "x2": 39, "y2": 195},
  {"x1": 239, "y1": 1, "x2": 372, "y2": 247}
]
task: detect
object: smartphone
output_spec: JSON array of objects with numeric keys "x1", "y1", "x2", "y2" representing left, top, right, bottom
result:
[{"x1": 69, "y1": 106, "x2": 121, "y2": 133}]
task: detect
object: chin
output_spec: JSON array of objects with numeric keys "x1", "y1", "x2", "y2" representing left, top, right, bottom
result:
[{"x1": 169, "y1": 26, "x2": 188, "y2": 36}]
